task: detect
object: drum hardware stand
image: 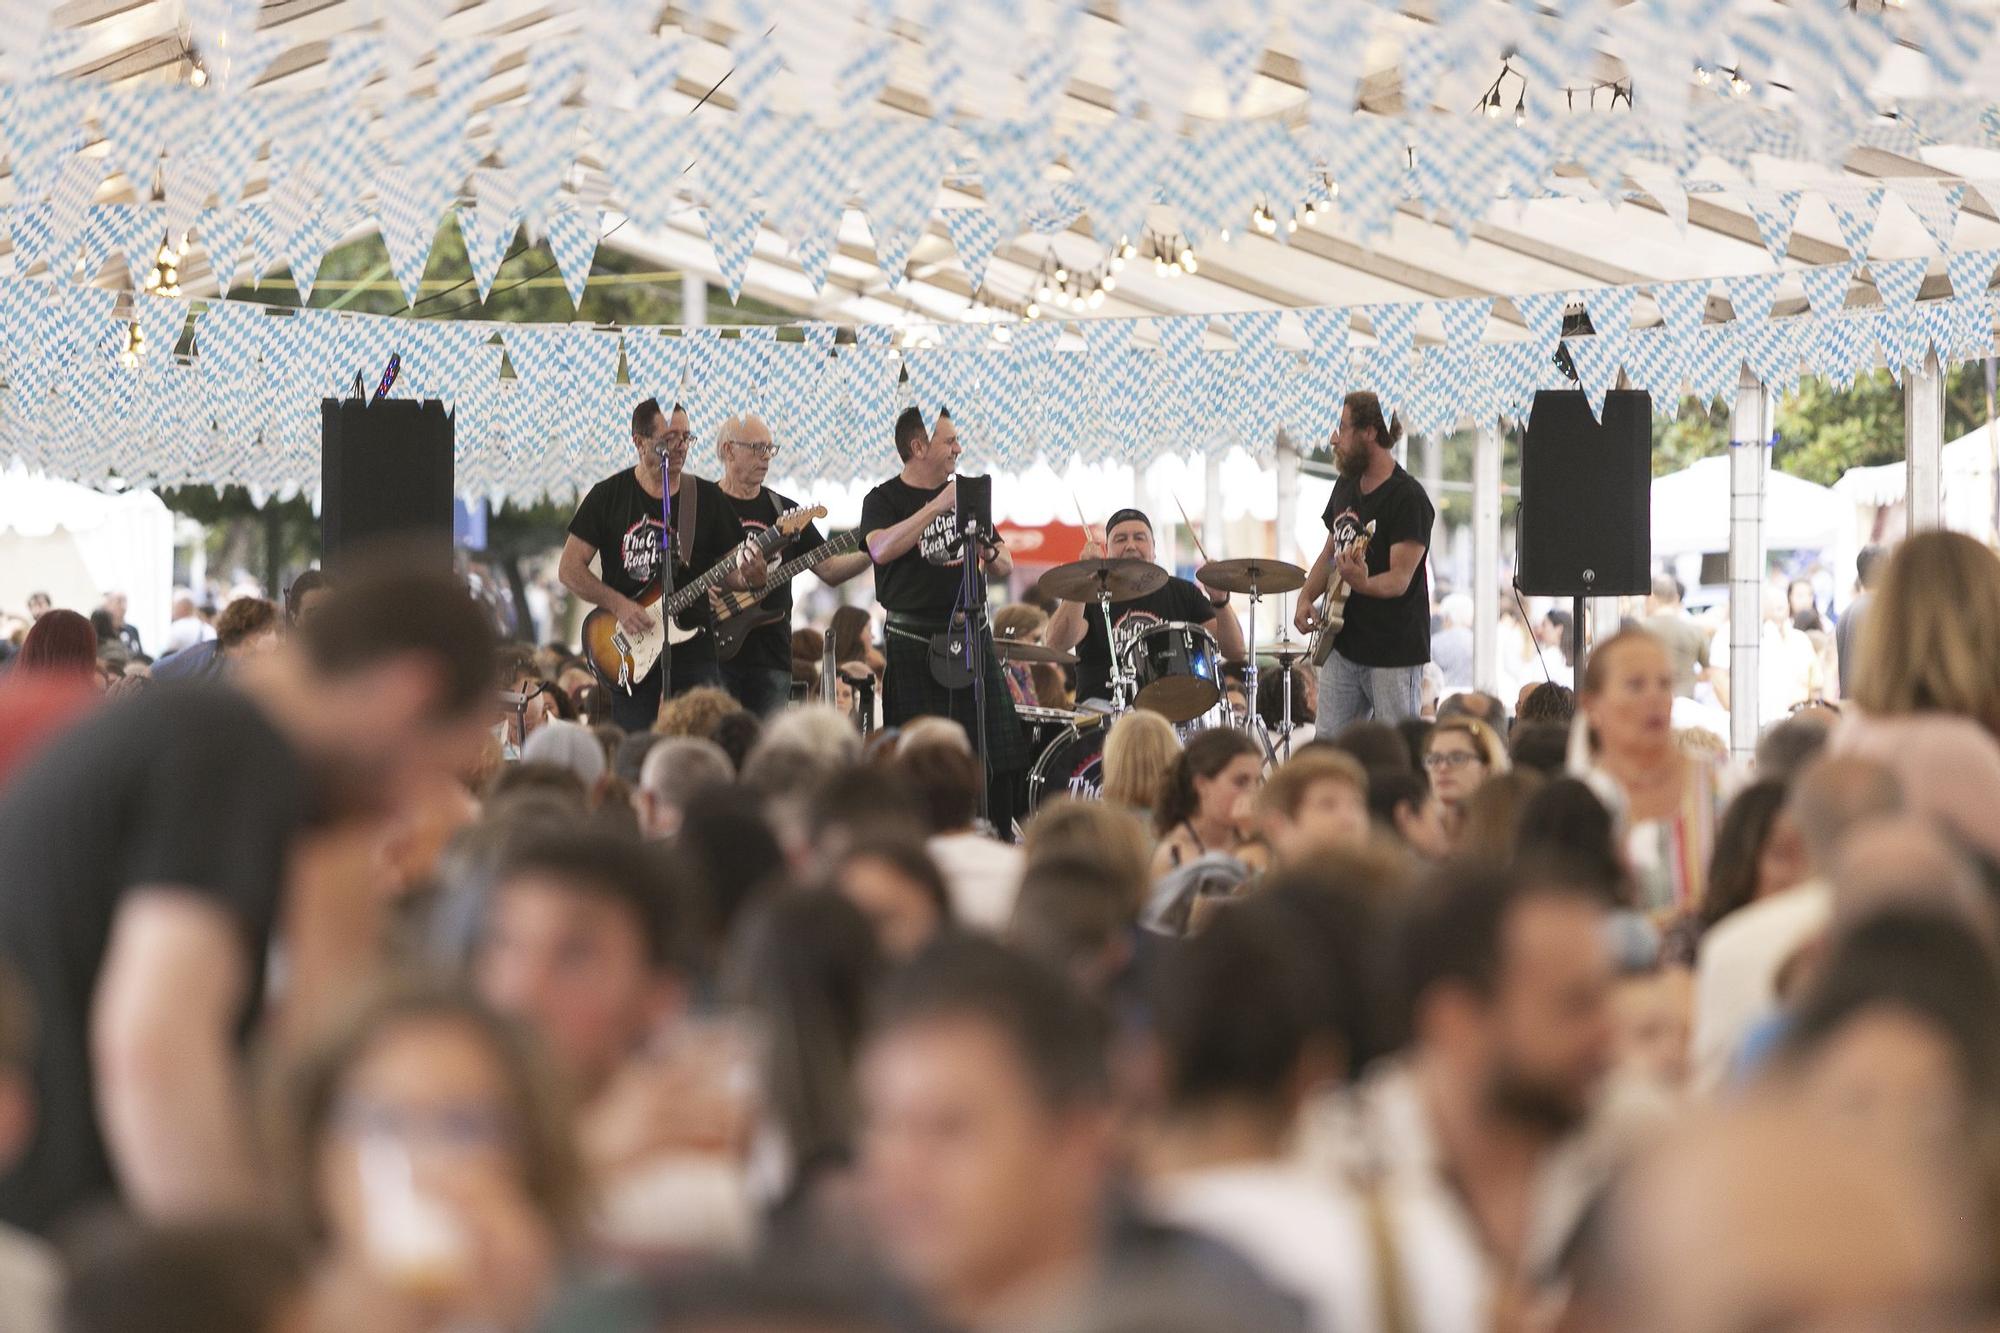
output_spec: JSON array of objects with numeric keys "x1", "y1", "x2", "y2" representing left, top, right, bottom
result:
[
  {"x1": 1097, "y1": 571, "x2": 1137, "y2": 712},
  {"x1": 1240, "y1": 565, "x2": 1265, "y2": 740}
]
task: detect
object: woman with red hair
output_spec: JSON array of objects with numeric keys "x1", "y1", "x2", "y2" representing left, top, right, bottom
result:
[
  {"x1": 15, "y1": 609, "x2": 98, "y2": 680},
  {"x1": 0, "y1": 608, "x2": 102, "y2": 788}
]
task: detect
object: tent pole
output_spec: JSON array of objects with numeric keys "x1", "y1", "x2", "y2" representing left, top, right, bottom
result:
[
  {"x1": 1729, "y1": 368, "x2": 1771, "y2": 765},
  {"x1": 1473, "y1": 417, "x2": 1501, "y2": 698},
  {"x1": 1906, "y1": 349, "x2": 1944, "y2": 532}
]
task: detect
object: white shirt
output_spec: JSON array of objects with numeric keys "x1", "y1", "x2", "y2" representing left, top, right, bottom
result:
[
  {"x1": 928, "y1": 831, "x2": 1025, "y2": 932},
  {"x1": 1148, "y1": 1163, "x2": 1377, "y2": 1333},
  {"x1": 0, "y1": 1223, "x2": 56, "y2": 1333},
  {"x1": 164, "y1": 614, "x2": 216, "y2": 654},
  {"x1": 1692, "y1": 881, "x2": 1831, "y2": 1094},
  {"x1": 1299, "y1": 1062, "x2": 1657, "y2": 1333},
  {"x1": 596, "y1": 1153, "x2": 756, "y2": 1260}
]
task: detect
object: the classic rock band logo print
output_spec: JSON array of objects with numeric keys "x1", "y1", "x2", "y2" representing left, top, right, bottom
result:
[
  {"x1": 1328, "y1": 505, "x2": 1366, "y2": 555},
  {"x1": 918, "y1": 510, "x2": 964, "y2": 567},
  {"x1": 1112, "y1": 608, "x2": 1164, "y2": 638},
  {"x1": 620, "y1": 516, "x2": 663, "y2": 583}
]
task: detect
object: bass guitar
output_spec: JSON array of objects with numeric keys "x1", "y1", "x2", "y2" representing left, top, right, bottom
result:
[
  {"x1": 709, "y1": 531, "x2": 862, "y2": 661},
  {"x1": 1309, "y1": 519, "x2": 1377, "y2": 668},
  {"x1": 582, "y1": 505, "x2": 827, "y2": 692}
]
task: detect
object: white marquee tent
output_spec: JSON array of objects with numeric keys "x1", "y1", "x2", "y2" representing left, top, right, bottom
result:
[
  {"x1": 0, "y1": 468, "x2": 174, "y2": 649},
  {"x1": 1834, "y1": 421, "x2": 2000, "y2": 537}
]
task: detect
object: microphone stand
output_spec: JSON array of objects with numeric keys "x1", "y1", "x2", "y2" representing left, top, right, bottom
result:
[
  {"x1": 955, "y1": 518, "x2": 994, "y2": 830},
  {"x1": 657, "y1": 447, "x2": 676, "y2": 722}
]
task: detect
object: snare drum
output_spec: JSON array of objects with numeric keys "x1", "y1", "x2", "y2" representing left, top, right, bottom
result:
[
  {"x1": 1122, "y1": 621, "x2": 1222, "y2": 723},
  {"x1": 1025, "y1": 721, "x2": 1108, "y2": 811}
]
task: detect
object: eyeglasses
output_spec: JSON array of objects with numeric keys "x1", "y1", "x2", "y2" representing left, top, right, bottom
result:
[
  {"x1": 655, "y1": 430, "x2": 694, "y2": 448},
  {"x1": 332, "y1": 1096, "x2": 515, "y2": 1151},
  {"x1": 1423, "y1": 750, "x2": 1486, "y2": 771},
  {"x1": 726, "y1": 440, "x2": 781, "y2": 459}
]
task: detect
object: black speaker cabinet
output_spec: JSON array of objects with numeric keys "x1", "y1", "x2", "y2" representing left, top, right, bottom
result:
[
  {"x1": 1516, "y1": 389, "x2": 1652, "y2": 597},
  {"x1": 321, "y1": 398, "x2": 455, "y2": 570}
]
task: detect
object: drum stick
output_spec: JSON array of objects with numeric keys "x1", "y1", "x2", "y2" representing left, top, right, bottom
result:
[{"x1": 1173, "y1": 493, "x2": 1213, "y2": 565}]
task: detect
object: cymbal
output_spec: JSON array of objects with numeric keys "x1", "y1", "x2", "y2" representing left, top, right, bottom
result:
[
  {"x1": 1038, "y1": 557, "x2": 1169, "y2": 604},
  {"x1": 1196, "y1": 557, "x2": 1307, "y2": 596},
  {"x1": 1266, "y1": 641, "x2": 1311, "y2": 664},
  {"x1": 995, "y1": 639, "x2": 1078, "y2": 665}
]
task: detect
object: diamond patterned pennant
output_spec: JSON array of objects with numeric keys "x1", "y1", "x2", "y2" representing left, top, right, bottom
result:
[
  {"x1": 1799, "y1": 261, "x2": 1856, "y2": 315},
  {"x1": 1891, "y1": 179, "x2": 1965, "y2": 253},
  {"x1": 456, "y1": 205, "x2": 518, "y2": 303},
  {"x1": 1653, "y1": 280, "x2": 1709, "y2": 337},
  {"x1": 1870, "y1": 256, "x2": 1930, "y2": 308},
  {"x1": 1743, "y1": 188, "x2": 1803, "y2": 266},
  {"x1": 1727, "y1": 271, "x2": 1784, "y2": 322},
  {"x1": 1821, "y1": 183, "x2": 1884, "y2": 259},
  {"x1": 943, "y1": 206, "x2": 1003, "y2": 292},
  {"x1": 546, "y1": 207, "x2": 600, "y2": 309},
  {"x1": 704, "y1": 207, "x2": 764, "y2": 302},
  {"x1": 1948, "y1": 249, "x2": 2000, "y2": 301}
]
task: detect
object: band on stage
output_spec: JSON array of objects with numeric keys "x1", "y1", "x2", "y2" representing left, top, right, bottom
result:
[{"x1": 561, "y1": 389, "x2": 1434, "y2": 836}]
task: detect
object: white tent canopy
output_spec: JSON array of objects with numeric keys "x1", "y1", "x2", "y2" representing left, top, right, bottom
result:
[
  {"x1": 1833, "y1": 422, "x2": 2000, "y2": 536},
  {"x1": 0, "y1": 469, "x2": 174, "y2": 651},
  {"x1": 1653, "y1": 456, "x2": 1855, "y2": 556}
]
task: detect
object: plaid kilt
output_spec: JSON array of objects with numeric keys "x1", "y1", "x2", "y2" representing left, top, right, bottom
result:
[{"x1": 883, "y1": 623, "x2": 1030, "y2": 775}]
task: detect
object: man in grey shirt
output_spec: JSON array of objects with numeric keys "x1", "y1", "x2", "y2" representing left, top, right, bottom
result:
[
  {"x1": 1836, "y1": 545, "x2": 1886, "y2": 698},
  {"x1": 1432, "y1": 592, "x2": 1475, "y2": 688}
]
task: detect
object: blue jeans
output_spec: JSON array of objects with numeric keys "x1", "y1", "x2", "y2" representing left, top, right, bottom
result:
[
  {"x1": 720, "y1": 662, "x2": 794, "y2": 718},
  {"x1": 1316, "y1": 649, "x2": 1423, "y2": 736}
]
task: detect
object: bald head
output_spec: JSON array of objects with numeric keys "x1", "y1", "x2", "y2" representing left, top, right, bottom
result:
[
  {"x1": 1610, "y1": 1099, "x2": 1985, "y2": 1333},
  {"x1": 1787, "y1": 756, "x2": 1903, "y2": 877},
  {"x1": 718, "y1": 413, "x2": 776, "y2": 491}
]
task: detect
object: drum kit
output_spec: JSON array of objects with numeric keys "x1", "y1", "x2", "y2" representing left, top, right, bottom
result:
[{"x1": 1010, "y1": 552, "x2": 1315, "y2": 813}]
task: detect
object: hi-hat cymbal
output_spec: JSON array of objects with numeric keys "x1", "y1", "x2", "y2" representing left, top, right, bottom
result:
[
  {"x1": 1266, "y1": 640, "x2": 1310, "y2": 664},
  {"x1": 1038, "y1": 557, "x2": 1169, "y2": 603},
  {"x1": 995, "y1": 639, "x2": 1078, "y2": 665},
  {"x1": 1196, "y1": 557, "x2": 1307, "y2": 596}
]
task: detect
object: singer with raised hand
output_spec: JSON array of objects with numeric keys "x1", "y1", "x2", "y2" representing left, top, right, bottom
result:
[
  {"x1": 859, "y1": 406, "x2": 1029, "y2": 831},
  {"x1": 561, "y1": 399, "x2": 763, "y2": 733}
]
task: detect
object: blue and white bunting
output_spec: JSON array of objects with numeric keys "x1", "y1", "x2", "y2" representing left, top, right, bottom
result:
[
  {"x1": 943, "y1": 207, "x2": 1003, "y2": 291},
  {"x1": 1870, "y1": 257, "x2": 1930, "y2": 308},
  {"x1": 546, "y1": 208, "x2": 601, "y2": 309}
]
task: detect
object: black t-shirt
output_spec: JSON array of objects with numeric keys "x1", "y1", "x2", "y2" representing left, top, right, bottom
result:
[
  {"x1": 567, "y1": 469, "x2": 741, "y2": 649},
  {"x1": 859, "y1": 476, "x2": 966, "y2": 620},
  {"x1": 0, "y1": 683, "x2": 306, "y2": 1234},
  {"x1": 1075, "y1": 576, "x2": 1216, "y2": 703},
  {"x1": 1321, "y1": 464, "x2": 1435, "y2": 668},
  {"x1": 719, "y1": 486, "x2": 827, "y2": 672}
]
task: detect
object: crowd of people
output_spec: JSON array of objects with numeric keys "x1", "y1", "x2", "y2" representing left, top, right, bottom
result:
[{"x1": 1, "y1": 445, "x2": 1998, "y2": 1332}]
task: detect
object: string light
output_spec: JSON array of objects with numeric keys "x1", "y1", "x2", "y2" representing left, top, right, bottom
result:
[{"x1": 119, "y1": 320, "x2": 144, "y2": 369}]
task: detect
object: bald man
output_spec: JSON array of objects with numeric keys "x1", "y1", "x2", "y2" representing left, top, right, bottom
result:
[{"x1": 714, "y1": 414, "x2": 871, "y2": 716}]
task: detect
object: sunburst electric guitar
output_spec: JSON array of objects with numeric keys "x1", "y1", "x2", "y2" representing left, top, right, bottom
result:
[
  {"x1": 1309, "y1": 519, "x2": 1377, "y2": 668},
  {"x1": 582, "y1": 505, "x2": 827, "y2": 692}
]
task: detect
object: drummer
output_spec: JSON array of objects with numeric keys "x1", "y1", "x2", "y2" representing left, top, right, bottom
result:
[{"x1": 1045, "y1": 508, "x2": 1247, "y2": 706}]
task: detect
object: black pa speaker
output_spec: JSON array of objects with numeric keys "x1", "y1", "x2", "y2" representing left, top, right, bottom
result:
[
  {"x1": 1516, "y1": 389, "x2": 1652, "y2": 597},
  {"x1": 321, "y1": 398, "x2": 455, "y2": 570}
]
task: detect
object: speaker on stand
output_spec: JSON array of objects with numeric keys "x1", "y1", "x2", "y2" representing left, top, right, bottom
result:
[
  {"x1": 320, "y1": 398, "x2": 455, "y2": 571},
  {"x1": 1515, "y1": 388, "x2": 1653, "y2": 684}
]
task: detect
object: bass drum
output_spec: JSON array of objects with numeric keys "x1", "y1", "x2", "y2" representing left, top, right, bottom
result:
[{"x1": 1025, "y1": 721, "x2": 1108, "y2": 811}]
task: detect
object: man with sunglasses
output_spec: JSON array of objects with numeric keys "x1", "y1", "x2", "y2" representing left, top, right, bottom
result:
[
  {"x1": 561, "y1": 399, "x2": 753, "y2": 732},
  {"x1": 713, "y1": 413, "x2": 870, "y2": 715}
]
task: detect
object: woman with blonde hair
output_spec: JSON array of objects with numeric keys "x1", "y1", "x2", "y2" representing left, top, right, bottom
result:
[
  {"x1": 1421, "y1": 716, "x2": 1508, "y2": 842},
  {"x1": 1021, "y1": 795, "x2": 1155, "y2": 914},
  {"x1": 1575, "y1": 629, "x2": 1727, "y2": 917},
  {"x1": 1833, "y1": 531, "x2": 2000, "y2": 863},
  {"x1": 1100, "y1": 710, "x2": 1183, "y2": 822}
]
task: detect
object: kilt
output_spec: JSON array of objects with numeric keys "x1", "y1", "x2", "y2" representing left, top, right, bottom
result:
[{"x1": 883, "y1": 619, "x2": 1030, "y2": 777}]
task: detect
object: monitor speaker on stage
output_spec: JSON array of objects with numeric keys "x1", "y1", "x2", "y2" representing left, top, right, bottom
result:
[
  {"x1": 1515, "y1": 388, "x2": 1652, "y2": 598},
  {"x1": 320, "y1": 398, "x2": 455, "y2": 570}
]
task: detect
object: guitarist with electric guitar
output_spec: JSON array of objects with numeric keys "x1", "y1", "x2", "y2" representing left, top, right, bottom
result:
[
  {"x1": 561, "y1": 399, "x2": 767, "y2": 733},
  {"x1": 711, "y1": 413, "x2": 872, "y2": 714},
  {"x1": 1294, "y1": 390, "x2": 1436, "y2": 734}
]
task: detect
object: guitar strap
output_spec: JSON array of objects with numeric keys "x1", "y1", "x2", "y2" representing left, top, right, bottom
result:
[{"x1": 674, "y1": 475, "x2": 698, "y2": 566}]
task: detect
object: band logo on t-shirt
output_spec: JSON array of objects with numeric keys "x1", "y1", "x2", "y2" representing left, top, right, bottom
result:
[
  {"x1": 917, "y1": 511, "x2": 964, "y2": 567},
  {"x1": 1327, "y1": 503, "x2": 1367, "y2": 555},
  {"x1": 620, "y1": 516, "x2": 663, "y2": 584},
  {"x1": 1112, "y1": 607, "x2": 1164, "y2": 641}
]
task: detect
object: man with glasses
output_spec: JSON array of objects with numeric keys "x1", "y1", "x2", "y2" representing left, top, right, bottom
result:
[
  {"x1": 713, "y1": 413, "x2": 870, "y2": 715},
  {"x1": 561, "y1": 399, "x2": 752, "y2": 733}
]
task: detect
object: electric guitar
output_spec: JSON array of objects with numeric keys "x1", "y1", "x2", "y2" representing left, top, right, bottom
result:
[
  {"x1": 581, "y1": 505, "x2": 827, "y2": 692},
  {"x1": 1310, "y1": 519, "x2": 1377, "y2": 668},
  {"x1": 709, "y1": 530, "x2": 862, "y2": 661}
]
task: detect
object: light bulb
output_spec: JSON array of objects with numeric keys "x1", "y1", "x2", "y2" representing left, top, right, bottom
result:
[
  {"x1": 994, "y1": 325, "x2": 1011, "y2": 342},
  {"x1": 1155, "y1": 258, "x2": 1170, "y2": 277},
  {"x1": 1110, "y1": 256, "x2": 1124, "y2": 273},
  {"x1": 1054, "y1": 266, "x2": 1068, "y2": 283},
  {"x1": 1184, "y1": 255, "x2": 1198, "y2": 275},
  {"x1": 1025, "y1": 302, "x2": 1040, "y2": 318},
  {"x1": 1514, "y1": 103, "x2": 1526, "y2": 127},
  {"x1": 1286, "y1": 217, "x2": 1298, "y2": 233},
  {"x1": 1101, "y1": 274, "x2": 1116, "y2": 292},
  {"x1": 1219, "y1": 226, "x2": 1231, "y2": 242},
  {"x1": 188, "y1": 63, "x2": 207, "y2": 87},
  {"x1": 1036, "y1": 284, "x2": 1052, "y2": 301},
  {"x1": 1695, "y1": 64, "x2": 1710, "y2": 84},
  {"x1": 1088, "y1": 288, "x2": 1105, "y2": 308},
  {"x1": 1302, "y1": 204, "x2": 1317, "y2": 223},
  {"x1": 1328, "y1": 181, "x2": 1339, "y2": 198},
  {"x1": 163, "y1": 266, "x2": 177, "y2": 283}
]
